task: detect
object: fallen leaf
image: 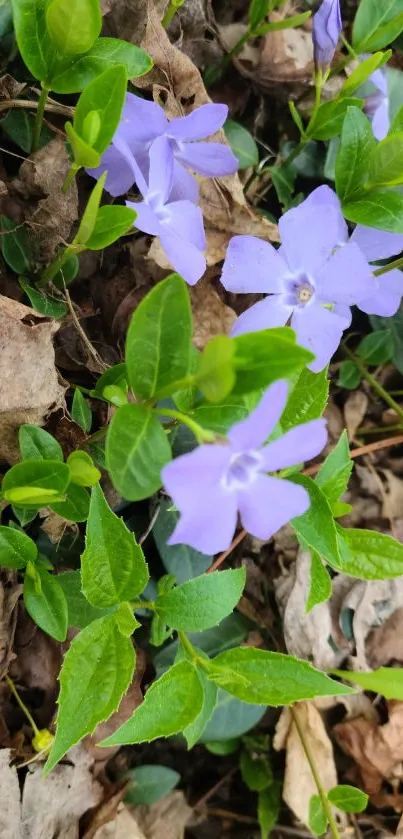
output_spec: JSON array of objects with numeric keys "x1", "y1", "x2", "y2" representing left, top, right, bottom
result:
[
  {"x1": 132, "y1": 791, "x2": 193, "y2": 839},
  {"x1": 340, "y1": 578, "x2": 403, "y2": 671},
  {"x1": 190, "y1": 280, "x2": 236, "y2": 348},
  {"x1": 0, "y1": 295, "x2": 66, "y2": 463},
  {"x1": 366, "y1": 608, "x2": 403, "y2": 669},
  {"x1": 237, "y1": 13, "x2": 313, "y2": 96},
  {"x1": 344, "y1": 391, "x2": 368, "y2": 441},
  {"x1": 0, "y1": 749, "x2": 22, "y2": 839},
  {"x1": 82, "y1": 787, "x2": 130, "y2": 839},
  {"x1": 101, "y1": 0, "x2": 149, "y2": 43},
  {"x1": 90, "y1": 804, "x2": 146, "y2": 839},
  {"x1": 334, "y1": 702, "x2": 403, "y2": 796},
  {"x1": 0, "y1": 570, "x2": 22, "y2": 679}
]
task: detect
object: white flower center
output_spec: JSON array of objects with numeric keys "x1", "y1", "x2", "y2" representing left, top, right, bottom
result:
[
  {"x1": 223, "y1": 450, "x2": 262, "y2": 491},
  {"x1": 283, "y1": 273, "x2": 315, "y2": 308}
]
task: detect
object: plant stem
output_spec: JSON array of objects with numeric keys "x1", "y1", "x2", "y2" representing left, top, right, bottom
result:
[
  {"x1": 153, "y1": 407, "x2": 216, "y2": 443},
  {"x1": 32, "y1": 86, "x2": 49, "y2": 153},
  {"x1": 131, "y1": 599, "x2": 156, "y2": 611},
  {"x1": 5, "y1": 675, "x2": 40, "y2": 736},
  {"x1": 162, "y1": 0, "x2": 184, "y2": 28},
  {"x1": 343, "y1": 345, "x2": 403, "y2": 423},
  {"x1": 280, "y1": 70, "x2": 323, "y2": 169},
  {"x1": 290, "y1": 705, "x2": 341, "y2": 839},
  {"x1": 149, "y1": 375, "x2": 196, "y2": 403},
  {"x1": 178, "y1": 631, "x2": 201, "y2": 663},
  {"x1": 374, "y1": 255, "x2": 403, "y2": 276},
  {"x1": 62, "y1": 163, "x2": 80, "y2": 193}
]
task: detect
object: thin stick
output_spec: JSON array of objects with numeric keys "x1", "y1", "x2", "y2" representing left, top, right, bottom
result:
[
  {"x1": 0, "y1": 98, "x2": 73, "y2": 117},
  {"x1": 63, "y1": 285, "x2": 108, "y2": 373}
]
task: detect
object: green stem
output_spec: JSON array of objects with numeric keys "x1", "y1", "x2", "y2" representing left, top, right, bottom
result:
[
  {"x1": 162, "y1": 0, "x2": 185, "y2": 28},
  {"x1": 178, "y1": 631, "x2": 199, "y2": 662},
  {"x1": 344, "y1": 345, "x2": 403, "y2": 423},
  {"x1": 281, "y1": 71, "x2": 323, "y2": 169},
  {"x1": 374, "y1": 255, "x2": 403, "y2": 276},
  {"x1": 62, "y1": 163, "x2": 80, "y2": 193},
  {"x1": 291, "y1": 705, "x2": 341, "y2": 839},
  {"x1": 5, "y1": 675, "x2": 40, "y2": 736},
  {"x1": 153, "y1": 407, "x2": 216, "y2": 443},
  {"x1": 32, "y1": 86, "x2": 49, "y2": 153},
  {"x1": 149, "y1": 374, "x2": 196, "y2": 403},
  {"x1": 38, "y1": 244, "x2": 78, "y2": 288},
  {"x1": 131, "y1": 599, "x2": 157, "y2": 611}
]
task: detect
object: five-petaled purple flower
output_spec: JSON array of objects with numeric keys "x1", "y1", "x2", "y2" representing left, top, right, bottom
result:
[
  {"x1": 126, "y1": 136, "x2": 206, "y2": 285},
  {"x1": 312, "y1": 0, "x2": 342, "y2": 70},
  {"x1": 363, "y1": 62, "x2": 390, "y2": 140},
  {"x1": 161, "y1": 380, "x2": 328, "y2": 554},
  {"x1": 220, "y1": 186, "x2": 373, "y2": 372},
  {"x1": 87, "y1": 93, "x2": 238, "y2": 201}
]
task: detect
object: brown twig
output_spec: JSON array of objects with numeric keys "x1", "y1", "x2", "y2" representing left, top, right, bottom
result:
[
  {"x1": 0, "y1": 98, "x2": 73, "y2": 117},
  {"x1": 194, "y1": 767, "x2": 237, "y2": 810}
]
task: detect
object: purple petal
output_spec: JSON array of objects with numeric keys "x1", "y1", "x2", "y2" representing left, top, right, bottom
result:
[
  {"x1": 168, "y1": 490, "x2": 238, "y2": 554},
  {"x1": 148, "y1": 136, "x2": 174, "y2": 203},
  {"x1": 358, "y1": 269, "x2": 403, "y2": 316},
  {"x1": 127, "y1": 200, "x2": 162, "y2": 236},
  {"x1": 333, "y1": 303, "x2": 352, "y2": 326},
  {"x1": 176, "y1": 141, "x2": 238, "y2": 177},
  {"x1": 169, "y1": 161, "x2": 200, "y2": 202},
  {"x1": 163, "y1": 200, "x2": 206, "y2": 250},
  {"x1": 228, "y1": 380, "x2": 289, "y2": 450},
  {"x1": 279, "y1": 196, "x2": 347, "y2": 275},
  {"x1": 261, "y1": 418, "x2": 328, "y2": 472},
  {"x1": 316, "y1": 242, "x2": 373, "y2": 305},
  {"x1": 86, "y1": 144, "x2": 135, "y2": 197},
  {"x1": 369, "y1": 65, "x2": 388, "y2": 96},
  {"x1": 291, "y1": 303, "x2": 346, "y2": 373},
  {"x1": 116, "y1": 92, "x2": 167, "y2": 146},
  {"x1": 168, "y1": 104, "x2": 228, "y2": 141},
  {"x1": 114, "y1": 135, "x2": 148, "y2": 196},
  {"x1": 230, "y1": 296, "x2": 290, "y2": 337},
  {"x1": 371, "y1": 97, "x2": 390, "y2": 140},
  {"x1": 238, "y1": 475, "x2": 309, "y2": 540},
  {"x1": 303, "y1": 185, "x2": 348, "y2": 244},
  {"x1": 160, "y1": 232, "x2": 206, "y2": 285},
  {"x1": 162, "y1": 444, "x2": 231, "y2": 506},
  {"x1": 351, "y1": 224, "x2": 403, "y2": 262},
  {"x1": 221, "y1": 236, "x2": 287, "y2": 294}
]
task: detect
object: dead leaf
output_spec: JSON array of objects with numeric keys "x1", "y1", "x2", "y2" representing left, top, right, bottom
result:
[
  {"x1": 366, "y1": 608, "x2": 403, "y2": 669},
  {"x1": 190, "y1": 280, "x2": 236, "y2": 348},
  {"x1": 0, "y1": 295, "x2": 66, "y2": 463},
  {"x1": 344, "y1": 391, "x2": 368, "y2": 441},
  {"x1": 236, "y1": 13, "x2": 313, "y2": 96},
  {"x1": 132, "y1": 791, "x2": 192, "y2": 839},
  {"x1": 101, "y1": 0, "x2": 149, "y2": 44},
  {"x1": 340, "y1": 578, "x2": 403, "y2": 671},
  {"x1": 273, "y1": 702, "x2": 339, "y2": 826},
  {"x1": 0, "y1": 749, "x2": 22, "y2": 839},
  {"x1": 82, "y1": 787, "x2": 129, "y2": 839},
  {"x1": 334, "y1": 702, "x2": 403, "y2": 795},
  {"x1": 12, "y1": 137, "x2": 78, "y2": 262},
  {"x1": 0, "y1": 570, "x2": 22, "y2": 679},
  {"x1": 90, "y1": 804, "x2": 146, "y2": 839}
]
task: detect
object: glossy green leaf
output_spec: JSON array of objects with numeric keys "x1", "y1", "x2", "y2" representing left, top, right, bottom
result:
[
  {"x1": 291, "y1": 475, "x2": 340, "y2": 565},
  {"x1": 73, "y1": 64, "x2": 127, "y2": 156},
  {"x1": 1, "y1": 109, "x2": 52, "y2": 151},
  {"x1": 183, "y1": 663, "x2": 217, "y2": 748},
  {"x1": 66, "y1": 451, "x2": 100, "y2": 487},
  {"x1": 19, "y1": 279, "x2": 67, "y2": 318},
  {"x1": 0, "y1": 216, "x2": 32, "y2": 274},
  {"x1": 306, "y1": 553, "x2": 332, "y2": 613},
  {"x1": 280, "y1": 367, "x2": 329, "y2": 432},
  {"x1": 71, "y1": 389, "x2": 92, "y2": 433},
  {"x1": 24, "y1": 565, "x2": 68, "y2": 641},
  {"x1": 2, "y1": 460, "x2": 70, "y2": 506},
  {"x1": 65, "y1": 122, "x2": 101, "y2": 168},
  {"x1": 340, "y1": 51, "x2": 391, "y2": 97},
  {"x1": 308, "y1": 794, "x2": 328, "y2": 835},
  {"x1": 232, "y1": 328, "x2": 313, "y2": 395},
  {"x1": 335, "y1": 107, "x2": 376, "y2": 202},
  {"x1": 357, "y1": 329, "x2": 394, "y2": 364},
  {"x1": 153, "y1": 498, "x2": 211, "y2": 583},
  {"x1": 50, "y1": 483, "x2": 90, "y2": 522},
  {"x1": 249, "y1": 0, "x2": 270, "y2": 29},
  {"x1": 46, "y1": 0, "x2": 101, "y2": 56},
  {"x1": 334, "y1": 525, "x2": 403, "y2": 578},
  {"x1": 124, "y1": 765, "x2": 180, "y2": 806},
  {"x1": 327, "y1": 785, "x2": 368, "y2": 813},
  {"x1": 353, "y1": 0, "x2": 403, "y2": 51},
  {"x1": 49, "y1": 38, "x2": 152, "y2": 93},
  {"x1": 85, "y1": 205, "x2": 136, "y2": 250},
  {"x1": 58, "y1": 570, "x2": 114, "y2": 629},
  {"x1": 0, "y1": 525, "x2": 37, "y2": 569},
  {"x1": 307, "y1": 98, "x2": 363, "y2": 141},
  {"x1": 205, "y1": 647, "x2": 353, "y2": 704},
  {"x1": 81, "y1": 484, "x2": 149, "y2": 608},
  {"x1": 156, "y1": 568, "x2": 246, "y2": 632},
  {"x1": 106, "y1": 403, "x2": 171, "y2": 501},
  {"x1": 92, "y1": 363, "x2": 128, "y2": 399},
  {"x1": 370, "y1": 307, "x2": 403, "y2": 373},
  {"x1": 337, "y1": 359, "x2": 361, "y2": 389},
  {"x1": 224, "y1": 119, "x2": 258, "y2": 169},
  {"x1": 126, "y1": 273, "x2": 193, "y2": 400},
  {"x1": 11, "y1": 0, "x2": 57, "y2": 82},
  {"x1": 343, "y1": 190, "x2": 403, "y2": 233},
  {"x1": 316, "y1": 431, "x2": 353, "y2": 505},
  {"x1": 268, "y1": 164, "x2": 296, "y2": 210},
  {"x1": 368, "y1": 131, "x2": 403, "y2": 187},
  {"x1": 196, "y1": 335, "x2": 236, "y2": 403},
  {"x1": 45, "y1": 612, "x2": 135, "y2": 772},
  {"x1": 100, "y1": 660, "x2": 204, "y2": 746},
  {"x1": 258, "y1": 783, "x2": 281, "y2": 839},
  {"x1": 193, "y1": 392, "x2": 259, "y2": 435},
  {"x1": 333, "y1": 667, "x2": 403, "y2": 699},
  {"x1": 19, "y1": 425, "x2": 63, "y2": 462}
]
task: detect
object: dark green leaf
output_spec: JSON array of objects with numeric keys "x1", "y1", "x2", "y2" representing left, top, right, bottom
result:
[
  {"x1": 327, "y1": 785, "x2": 368, "y2": 814},
  {"x1": 124, "y1": 765, "x2": 180, "y2": 806},
  {"x1": 200, "y1": 690, "x2": 266, "y2": 742},
  {"x1": 258, "y1": 782, "x2": 281, "y2": 839},
  {"x1": 357, "y1": 329, "x2": 395, "y2": 364},
  {"x1": 306, "y1": 553, "x2": 332, "y2": 612},
  {"x1": 223, "y1": 119, "x2": 258, "y2": 169},
  {"x1": 335, "y1": 107, "x2": 376, "y2": 202},
  {"x1": 71, "y1": 389, "x2": 92, "y2": 433},
  {"x1": 307, "y1": 98, "x2": 363, "y2": 141},
  {"x1": 353, "y1": 0, "x2": 403, "y2": 51},
  {"x1": 106, "y1": 403, "x2": 171, "y2": 501},
  {"x1": 342, "y1": 190, "x2": 403, "y2": 233},
  {"x1": 268, "y1": 165, "x2": 297, "y2": 211},
  {"x1": 11, "y1": 0, "x2": 57, "y2": 82},
  {"x1": 19, "y1": 279, "x2": 67, "y2": 318},
  {"x1": 153, "y1": 498, "x2": 211, "y2": 583},
  {"x1": 49, "y1": 38, "x2": 152, "y2": 94},
  {"x1": 337, "y1": 359, "x2": 361, "y2": 389},
  {"x1": 19, "y1": 424, "x2": 63, "y2": 462},
  {"x1": 0, "y1": 525, "x2": 37, "y2": 569},
  {"x1": 156, "y1": 568, "x2": 246, "y2": 632},
  {"x1": 46, "y1": 0, "x2": 101, "y2": 56},
  {"x1": 240, "y1": 749, "x2": 272, "y2": 792},
  {"x1": 0, "y1": 216, "x2": 32, "y2": 273},
  {"x1": 85, "y1": 205, "x2": 136, "y2": 250},
  {"x1": 370, "y1": 307, "x2": 403, "y2": 372},
  {"x1": 50, "y1": 483, "x2": 90, "y2": 522},
  {"x1": 291, "y1": 475, "x2": 340, "y2": 565},
  {"x1": 24, "y1": 565, "x2": 68, "y2": 641},
  {"x1": 58, "y1": 570, "x2": 114, "y2": 629}
]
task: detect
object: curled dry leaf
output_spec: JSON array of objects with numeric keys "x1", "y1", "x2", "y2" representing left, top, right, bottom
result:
[
  {"x1": 344, "y1": 391, "x2": 368, "y2": 441},
  {"x1": 101, "y1": 0, "x2": 149, "y2": 44},
  {"x1": 133, "y1": 791, "x2": 193, "y2": 839},
  {"x1": 0, "y1": 749, "x2": 22, "y2": 839},
  {"x1": 89, "y1": 804, "x2": 147, "y2": 839},
  {"x1": 334, "y1": 702, "x2": 403, "y2": 796},
  {"x1": 190, "y1": 280, "x2": 236, "y2": 349},
  {"x1": 366, "y1": 607, "x2": 403, "y2": 669},
  {"x1": 0, "y1": 570, "x2": 22, "y2": 680},
  {"x1": 0, "y1": 296, "x2": 66, "y2": 463}
]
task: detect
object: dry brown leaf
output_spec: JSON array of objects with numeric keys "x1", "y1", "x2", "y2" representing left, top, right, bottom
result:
[
  {"x1": 366, "y1": 608, "x2": 403, "y2": 669},
  {"x1": 334, "y1": 702, "x2": 403, "y2": 795},
  {"x1": 0, "y1": 749, "x2": 22, "y2": 839},
  {"x1": 340, "y1": 578, "x2": 403, "y2": 671},
  {"x1": 0, "y1": 570, "x2": 22, "y2": 679},
  {"x1": 0, "y1": 295, "x2": 66, "y2": 463},
  {"x1": 236, "y1": 13, "x2": 313, "y2": 96},
  {"x1": 190, "y1": 280, "x2": 236, "y2": 348},
  {"x1": 91, "y1": 804, "x2": 146, "y2": 839},
  {"x1": 101, "y1": 0, "x2": 149, "y2": 43},
  {"x1": 132, "y1": 791, "x2": 192, "y2": 839},
  {"x1": 273, "y1": 702, "x2": 339, "y2": 826},
  {"x1": 344, "y1": 391, "x2": 368, "y2": 441},
  {"x1": 12, "y1": 137, "x2": 78, "y2": 262}
]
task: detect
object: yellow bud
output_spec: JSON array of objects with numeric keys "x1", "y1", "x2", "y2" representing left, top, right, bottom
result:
[{"x1": 32, "y1": 729, "x2": 54, "y2": 753}]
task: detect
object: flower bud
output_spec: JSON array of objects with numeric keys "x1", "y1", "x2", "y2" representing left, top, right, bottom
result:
[{"x1": 312, "y1": 0, "x2": 342, "y2": 70}]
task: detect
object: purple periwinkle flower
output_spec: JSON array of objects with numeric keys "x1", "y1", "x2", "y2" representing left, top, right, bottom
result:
[
  {"x1": 86, "y1": 93, "x2": 238, "y2": 201},
  {"x1": 127, "y1": 136, "x2": 206, "y2": 285},
  {"x1": 220, "y1": 186, "x2": 373, "y2": 372},
  {"x1": 161, "y1": 380, "x2": 328, "y2": 554},
  {"x1": 363, "y1": 63, "x2": 389, "y2": 140},
  {"x1": 312, "y1": 0, "x2": 342, "y2": 70}
]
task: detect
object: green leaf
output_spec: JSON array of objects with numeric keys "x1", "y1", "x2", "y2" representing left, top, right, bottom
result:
[
  {"x1": 1, "y1": 108, "x2": 52, "y2": 153},
  {"x1": 196, "y1": 335, "x2": 236, "y2": 403},
  {"x1": 0, "y1": 525, "x2": 37, "y2": 569},
  {"x1": 205, "y1": 738, "x2": 240, "y2": 755},
  {"x1": 334, "y1": 525, "x2": 403, "y2": 579},
  {"x1": 49, "y1": 38, "x2": 152, "y2": 93},
  {"x1": 268, "y1": 165, "x2": 296, "y2": 211},
  {"x1": 370, "y1": 307, "x2": 403, "y2": 373},
  {"x1": 19, "y1": 279, "x2": 67, "y2": 319},
  {"x1": 249, "y1": 0, "x2": 270, "y2": 29},
  {"x1": 307, "y1": 98, "x2": 363, "y2": 141},
  {"x1": 353, "y1": 0, "x2": 403, "y2": 51},
  {"x1": 50, "y1": 483, "x2": 90, "y2": 522},
  {"x1": 71, "y1": 389, "x2": 92, "y2": 433},
  {"x1": 368, "y1": 132, "x2": 403, "y2": 187},
  {"x1": 92, "y1": 363, "x2": 128, "y2": 399},
  {"x1": 327, "y1": 785, "x2": 368, "y2": 814},
  {"x1": 337, "y1": 359, "x2": 361, "y2": 389},
  {"x1": 205, "y1": 647, "x2": 353, "y2": 704},
  {"x1": 232, "y1": 328, "x2": 313, "y2": 395},
  {"x1": 280, "y1": 367, "x2": 329, "y2": 432},
  {"x1": 100, "y1": 660, "x2": 204, "y2": 746},
  {"x1": 85, "y1": 205, "x2": 136, "y2": 250},
  {"x1": 19, "y1": 424, "x2": 63, "y2": 462},
  {"x1": 24, "y1": 566, "x2": 68, "y2": 641},
  {"x1": 342, "y1": 190, "x2": 403, "y2": 233},
  {"x1": 46, "y1": 0, "x2": 101, "y2": 56},
  {"x1": 153, "y1": 612, "x2": 249, "y2": 675},
  {"x1": 316, "y1": 431, "x2": 353, "y2": 505},
  {"x1": 340, "y1": 51, "x2": 391, "y2": 97},
  {"x1": 306, "y1": 553, "x2": 332, "y2": 613},
  {"x1": 81, "y1": 484, "x2": 149, "y2": 608},
  {"x1": 65, "y1": 122, "x2": 100, "y2": 168},
  {"x1": 153, "y1": 498, "x2": 211, "y2": 583},
  {"x1": 332, "y1": 667, "x2": 403, "y2": 700},
  {"x1": 2, "y1": 460, "x2": 70, "y2": 506},
  {"x1": 0, "y1": 216, "x2": 32, "y2": 274},
  {"x1": 335, "y1": 107, "x2": 376, "y2": 202},
  {"x1": 66, "y1": 451, "x2": 100, "y2": 486},
  {"x1": 258, "y1": 783, "x2": 281, "y2": 839},
  {"x1": 291, "y1": 475, "x2": 340, "y2": 565},
  {"x1": 308, "y1": 794, "x2": 328, "y2": 835},
  {"x1": 58, "y1": 570, "x2": 114, "y2": 629},
  {"x1": 200, "y1": 689, "x2": 266, "y2": 741},
  {"x1": 106, "y1": 403, "x2": 171, "y2": 501},
  {"x1": 156, "y1": 568, "x2": 246, "y2": 632},
  {"x1": 11, "y1": 0, "x2": 57, "y2": 82},
  {"x1": 223, "y1": 119, "x2": 258, "y2": 169},
  {"x1": 183, "y1": 664, "x2": 217, "y2": 748},
  {"x1": 73, "y1": 64, "x2": 127, "y2": 156},
  {"x1": 126, "y1": 273, "x2": 193, "y2": 400},
  {"x1": 240, "y1": 749, "x2": 272, "y2": 792},
  {"x1": 193, "y1": 392, "x2": 259, "y2": 435},
  {"x1": 124, "y1": 765, "x2": 180, "y2": 806},
  {"x1": 73, "y1": 172, "x2": 106, "y2": 246},
  {"x1": 255, "y1": 10, "x2": 311, "y2": 35},
  {"x1": 45, "y1": 612, "x2": 135, "y2": 772},
  {"x1": 357, "y1": 329, "x2": 394, "y2": 364}
]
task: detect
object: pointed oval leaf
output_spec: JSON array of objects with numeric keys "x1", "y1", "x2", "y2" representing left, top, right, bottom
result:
[
  {"x1": 74, "y1": 64, "x2": 127, "y2": 156},
  {"x1": 24, "y1": 566, "x2": 68, "y2": 641},
  {"x1": 333, "y1": 666, "x2": 403, "y2": 700},
  {"x1": 334, "y1": 526, "x2": 403, "y2": 579},
  {"x1": 124, "y1": 765, "x2": 180, "y2": 806},
  {"x1": 50, "y1": 483, "x2": 90, "y2": 522},
  {"x1": 58, "y1": 570, "x2": 114, "y2": 629},
  {"x1": 327, "y1": 785, "x2": 368, "y2": 813},
  {"x1": 71, "y1": 388, "x2": 92, "y2": 432},
  {"x1": 49, "y1": 38, "x2": 152, "y2": 93},
  {"x1": 19, "y1": 425, "x2": 63, "y2": 462},
  {"x1": 106, "y1": 403, "x2": 171, "y2": 501},
  {"x1": 46, "y1": 0, "x2": 101, "y2": 56},
  {"x1": 85, "y1": 205, "x2": 136, "y2": 250},
  {"x1": 291, "y1": 475, "x2": 340, "y2": 566},
  {"x1": 11, "y1": 0, "x2": 58, "y2": 82},
  {"x1": 156, "y1": 568, "x2": 246, "y2": 632},
  {"x1": 2, "y1": 460, "x2": 70, "y2": 505},
  {"x1": 0, "y1": 525, "x2": 37, "y2": 569}
]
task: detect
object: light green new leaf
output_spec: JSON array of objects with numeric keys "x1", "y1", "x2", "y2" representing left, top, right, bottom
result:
[
  {"x1": 100, "y1": 660, "x2": 204, "y2": 746},
  {"x1": 232, "y1": 328, "x2": 313, "y2": 395},
  {"x1": 306, "y1": 553, "x2": 332, "y2": 613},
  {"x1": 65, "y1": 122, "x2": 100, "y2": 168},
  {"x1": 335, "y1": 107, "x2": 376, "y2": 202},
  {"x1": 19, "y1": 424, "x2": 63, "y2": 462},
  {"x1": 205, "y1": 647, "x2": 353, "y2": 705},
  {"x1": 334, "y1": 526, "x2": 403, "y2": 579},
  {"x1": 2, "y1": 460, "x2": 70, "y2": 506},
  {"x1": 126, "y1": 273, "x2": 193, "y2": 399},
  {"x1": 49, "y1": 38, "x2": 152, "y2": 93},
  {"x1": 81, "y1": 484, "x2": 149, "y2": 608},
  {"x1": 73, "y1": 64, "x2": 127, "y2": 156},
  {"x1": 291, "y1": 475, "x2": 340, "y2": 566},
  {"x1": 258, "y1": 783, "x2": 281, "y2": 839},
  {"x1": 307, "y1": 98, "x2": 363, "y2": 141},
  {"x1": 85, "y1": 206, "x2": 136, "y2": 250},
  {"x1": 106, "y1": 403, "x2": 171, "y2": 501},
  {"x1": 156, "y1": 568, "x2": 246, "y2": 632},
  {"x1": 19, "y1": 279, "x2": 68, "y2": 319},
  {"x1": 327, "y1": 785, "x2": 368, "y2": 814},
  {"x1": 24, "y1": 566, "x2": 68, "y2": 641},
  {"x1": 46, "y1": 0, "x2": 101, "y2": 56},
  {"x1": 353, "y1": 0, "x2": 403, "y2": 51},
  {"x1": 333, "y1": 666, "x2": 403, "y2": 700},
  {"x1": 45, "y1": 613, "x2": 135, "y2": 772},
  {"x1": 315, "y1": 431, "x2": 353, "y2": 505},
  {"x1": 0, "y1": 525, "x2": 37, "y2": 569},
  {"x1": 73, "y1": 172, "x2": 106, "y2": 247},
  {"x1": 368, "y1": 131, "x2": 403, "y2": 187},
  {"x1": 308, "y1": 794, "x2": 328, "y2": 836},
  {"x1": 66, "y1": 451, "x2": 100, "y2": 487},
  {"x1": 11, "y1": 0, "x2": 57, "y2": 82},
  {"x1": 340, "y1": 51, "x2": 391, "y2": 97},
  {"x1": 280, "y1": 367, "x2": 329, "y2": 432}
]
